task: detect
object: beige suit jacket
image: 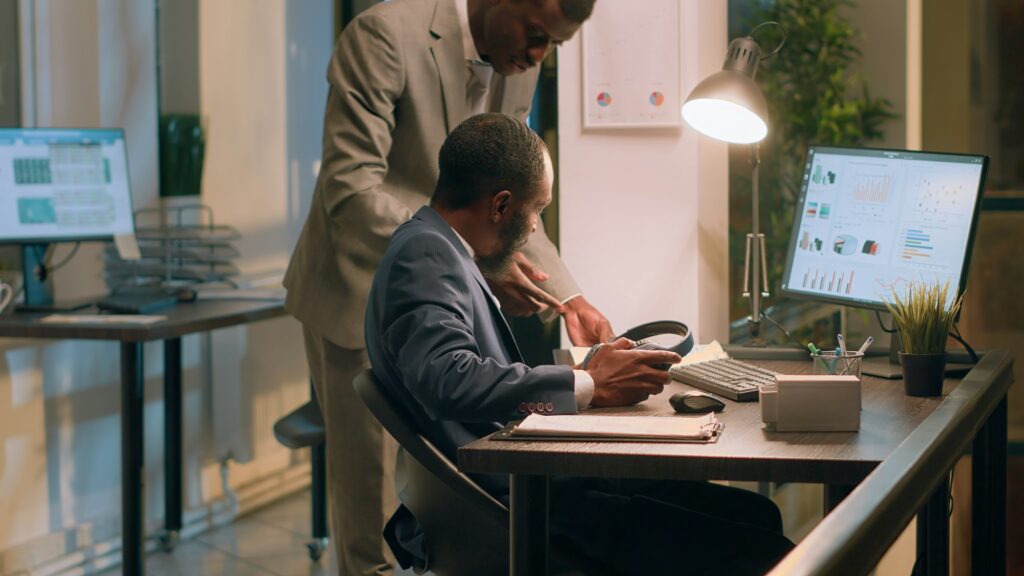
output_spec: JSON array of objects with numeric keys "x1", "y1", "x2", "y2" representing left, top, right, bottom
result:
[{"x1": 284, "y1": 0, "x2": 580, "y2": 349}]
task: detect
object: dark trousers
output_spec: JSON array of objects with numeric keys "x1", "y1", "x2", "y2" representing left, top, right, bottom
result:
[{"x1": 550, "y1": 478, "x2": 794, "y2": 576}]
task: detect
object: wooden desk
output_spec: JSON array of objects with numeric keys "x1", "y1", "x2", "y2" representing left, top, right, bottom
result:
[
  {"x1": 0, "y1": 300, "x2": 287, "y2": 576},
  {"x1": 458, "y1": 348, "x2": 1012, "y2": 575}
]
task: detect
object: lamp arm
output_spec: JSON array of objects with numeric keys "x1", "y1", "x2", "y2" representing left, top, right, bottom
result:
[
  {"x1": 742, "y1": 234, "x2": 752, "y2": 298},
  {"x1": 749, "y1": 21, "x2": 788, "y2": 60},
  {"x1": 760, "y1": 235, "x2": 771, "y2": 298}
]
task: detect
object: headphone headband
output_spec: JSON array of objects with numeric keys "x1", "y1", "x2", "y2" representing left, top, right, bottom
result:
[{"x1": 580, "y1": 320, "x2": 694, "y2": 369}]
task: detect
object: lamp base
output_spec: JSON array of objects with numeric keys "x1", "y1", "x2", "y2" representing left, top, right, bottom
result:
[{"x1": 746, "y1": 319, "x2": 769, "y2": 347}]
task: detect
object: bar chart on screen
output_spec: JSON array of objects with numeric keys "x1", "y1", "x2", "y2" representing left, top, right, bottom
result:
[
  {"x1": 901, "y1": 228, "x2": 935, "y2": 262},
  {"x1": 852, "y1": 173, "x2": 892, "y2": 203},
  {"x1": 802, "y1": 267, "x2": 856, "y2": 295}
]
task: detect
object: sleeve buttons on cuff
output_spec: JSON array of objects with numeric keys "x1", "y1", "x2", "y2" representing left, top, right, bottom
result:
[{"x1": 518, "y1": 402, "x2": 528, "y2": 414}]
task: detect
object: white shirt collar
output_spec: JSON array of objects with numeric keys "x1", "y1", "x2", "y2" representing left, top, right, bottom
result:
[
  {"x1": 450, "y1": 225, "x2": 502, "y2": 308},
  {"x1": 454, "y1": 0, "x2": 486, "y2": 64},
  {"x1": 450, "y1": 226, "x2": 475, "y2": 259}
]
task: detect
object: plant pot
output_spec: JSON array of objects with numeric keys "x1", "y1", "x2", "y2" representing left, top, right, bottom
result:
[{"x1": 899, "y1": 352, "x2": 947, "y2": 397}]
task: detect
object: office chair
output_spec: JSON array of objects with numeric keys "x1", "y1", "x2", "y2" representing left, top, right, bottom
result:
[
  {"x1": 353, "y1": 369, "x2": 609, "y2": 576},
  {"x1": 272, "y1": 382, "x2": 329, "y2": 561}
]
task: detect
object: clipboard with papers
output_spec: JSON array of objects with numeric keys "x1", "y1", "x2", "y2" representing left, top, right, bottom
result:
[{"x1": 493, "y1": 413, "x2": 724, "y2": 444}]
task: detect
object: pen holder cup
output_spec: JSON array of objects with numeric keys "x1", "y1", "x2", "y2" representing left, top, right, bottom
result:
[{"x1": 811, "y1": 351, "x2": 864, "y2": 379}]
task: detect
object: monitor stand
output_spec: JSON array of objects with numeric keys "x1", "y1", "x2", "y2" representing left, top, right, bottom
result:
[
  {"x1": 20, "y1": 243, "x2": 53, "y2": 308},
  {"x1": 15, "y1": 243, "x2": 94, "y2": 312},
  {"x1": 861, "y1": 330, "x2": 974, "y2": 379}
]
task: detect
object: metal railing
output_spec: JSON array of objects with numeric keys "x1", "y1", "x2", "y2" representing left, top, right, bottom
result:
[{"x1": 767, "y1": 349, "x2": 1013, "y2": 575}]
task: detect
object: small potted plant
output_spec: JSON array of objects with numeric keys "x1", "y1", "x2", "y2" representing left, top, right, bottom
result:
[{"x1": 883, "y1": 281, "x2": 963, "y2": 397}]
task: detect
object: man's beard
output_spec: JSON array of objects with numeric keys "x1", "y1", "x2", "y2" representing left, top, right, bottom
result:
[{"x1": 476, "y1": 211, "x2": 531, "y2": 277}]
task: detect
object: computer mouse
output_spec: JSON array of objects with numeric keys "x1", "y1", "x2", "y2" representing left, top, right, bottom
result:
[{"x1": 670, "y1": 391, "x2": 726, "y2": 414}]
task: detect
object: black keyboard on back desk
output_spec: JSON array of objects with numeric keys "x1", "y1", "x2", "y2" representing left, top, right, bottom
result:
[
  {"x1": 669, "y1": 358, "x2": 780, "y2": 401},
  {"x1": 96, "y1": 289, "x2": 179, "y2": 314}
]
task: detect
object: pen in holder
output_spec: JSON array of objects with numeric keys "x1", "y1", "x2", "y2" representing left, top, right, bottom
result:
[{"x1": 811, "y1": 350, "x2": 865, "y2": 379}]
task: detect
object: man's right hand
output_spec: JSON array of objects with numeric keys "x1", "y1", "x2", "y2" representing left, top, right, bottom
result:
[{"x1": 585, "y1": 338, "x2": 680, "y2": 408}]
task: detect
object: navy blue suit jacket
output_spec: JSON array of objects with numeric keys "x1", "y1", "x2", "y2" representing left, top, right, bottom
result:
[
  {"x1": 366, "y1": 206, "x2": 577, "y2": 484},
  {"x1": 365, "y1": 206, "x2": 577, "y2": 564}
]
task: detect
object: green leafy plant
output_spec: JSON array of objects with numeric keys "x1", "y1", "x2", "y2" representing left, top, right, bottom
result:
[
  {"x1": 882, "y1": 281, "x2": 963, "y2": 354},
  {"x1": 730, "y1": 0, "x2": 898, "y2": 326}
]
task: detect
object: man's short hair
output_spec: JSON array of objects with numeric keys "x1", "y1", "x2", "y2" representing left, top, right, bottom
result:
[
  {"x1": 559, "y1": 0, "x2": 596, "y2": 24},
  {"x1": 432, "y1": 113, "x2": 547, "y2": 211}
]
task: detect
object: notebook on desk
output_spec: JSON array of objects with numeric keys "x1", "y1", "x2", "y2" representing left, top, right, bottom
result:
[{"x1": 494, "y1": 413, "x2": 723, "y2": 443}]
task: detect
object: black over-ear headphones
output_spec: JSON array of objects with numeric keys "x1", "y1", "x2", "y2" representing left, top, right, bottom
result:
[{"x1": 580, "y1": 320, "x2": 694, "y2": 370}]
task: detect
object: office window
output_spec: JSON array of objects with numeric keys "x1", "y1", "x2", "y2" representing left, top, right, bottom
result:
[
  {"x1": 926, "y1": 0, "x2": 1024, "y2": 445},
  {"x1": 970, "y1": 0, "x2": 1024, "y2": 191},
  {"x1": 725, "y1": 1, "x2": 896, "y2": 346}
]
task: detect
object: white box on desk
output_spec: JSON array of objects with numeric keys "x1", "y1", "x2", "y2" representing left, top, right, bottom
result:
[{"x1": 760, "y1": 375, "x2": 860, "y2": 432}]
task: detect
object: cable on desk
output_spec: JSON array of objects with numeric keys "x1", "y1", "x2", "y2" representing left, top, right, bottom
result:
[
  {"x1": 875, "y1": 310, "x2": 897, "y2": 334},
  {"x1": 28, "y1": 242, "x2": 80, "y2": 283},
  {"x1": 949, "y1": 324, "x2": 979, "y2": 364},
  {"x1": 46, "y1": 242, "x2": 81, "y2": 273},
  {"x1": 761, "y1": 310, "x2": 807, "y2": 350}
]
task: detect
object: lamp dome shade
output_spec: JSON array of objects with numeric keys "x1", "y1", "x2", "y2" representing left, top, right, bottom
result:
[{"x1": 682, "y1": 69, "x2": 769, "y2": 144}]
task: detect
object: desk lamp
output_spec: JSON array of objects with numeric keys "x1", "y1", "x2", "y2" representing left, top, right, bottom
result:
[{"x1": 682, "y1": 22, "x2": 786, "y2": 342}]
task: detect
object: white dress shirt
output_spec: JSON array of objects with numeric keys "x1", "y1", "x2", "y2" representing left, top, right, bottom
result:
[{"x1": 454, "y1": 0, "x2": 494, "y2": 115}]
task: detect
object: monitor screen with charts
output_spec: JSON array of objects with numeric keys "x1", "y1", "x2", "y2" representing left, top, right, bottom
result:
[
  {"x1": 0, "y1": 128, "x2": 135, "y2": 243},
  {"x1": 780, "y1": 146, "x2": 988, "y2": 310}
]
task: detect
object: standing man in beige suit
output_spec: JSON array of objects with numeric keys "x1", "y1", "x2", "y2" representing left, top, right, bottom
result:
[{"x1": 284, "y1": 0, "x2": 603, "y2": 573}]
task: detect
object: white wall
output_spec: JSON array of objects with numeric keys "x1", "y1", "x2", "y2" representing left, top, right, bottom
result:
[
  {"x1": 558, "y1": 0, "x2": 729, "y2": 343},
  {"x1": 0, "y1": 1, "x2": 327, "y2": 572}
]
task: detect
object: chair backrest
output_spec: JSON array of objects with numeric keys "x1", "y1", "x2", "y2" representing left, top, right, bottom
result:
[{"x1": 353, "y1": 369, "x2": 509, "y2": 574}]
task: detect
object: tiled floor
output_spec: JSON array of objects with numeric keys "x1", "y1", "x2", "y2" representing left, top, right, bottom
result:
[{"x1": 102, "y1": 490, "x2": 419, "y2": 576}]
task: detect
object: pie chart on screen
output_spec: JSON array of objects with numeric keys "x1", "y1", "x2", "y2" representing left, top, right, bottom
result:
[
  {"x1": 649, "y1": 91, "x2": 665, "y2": 106},
  {"x1": 596, "y1": 92, "x2": 612, "y2": 107}
]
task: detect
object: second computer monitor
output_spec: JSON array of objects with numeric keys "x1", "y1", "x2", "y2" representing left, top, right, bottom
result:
[
  {"x1": 780, "y1": 145, "x2": 988, "y2": 310},
  {"x1": 0, "y1": 128, "x2": 135, "y2": 243}
]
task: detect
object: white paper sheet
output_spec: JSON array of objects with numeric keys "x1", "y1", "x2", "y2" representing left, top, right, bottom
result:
[
  {"x1": 41, "y1": 314, "x2": 166, "y2": 325},
  {"x1": 512, "y1": 413, "x2": 719, "y2": 441}
]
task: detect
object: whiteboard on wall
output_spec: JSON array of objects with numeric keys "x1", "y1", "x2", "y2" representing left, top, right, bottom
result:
[{"x1": 582, "y1": 0, "x2": 681, "y2": 129}]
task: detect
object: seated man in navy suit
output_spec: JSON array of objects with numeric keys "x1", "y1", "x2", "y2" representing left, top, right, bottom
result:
[{"x1": 365, "y1": 113, "x2": 793, "y2": 575}]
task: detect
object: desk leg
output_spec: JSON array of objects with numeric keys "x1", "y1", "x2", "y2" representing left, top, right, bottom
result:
[
  {"x1": 972, "y1": 396, "x2": 1007, "y2": 576},
  {"x1": 824, "y1": 484, "x2": 854, "y2": 514},
  {"x1": 510, "y1": 474, "x2": 549, "y2": 576},
  {"x1": 162, "y1": 338, "x2": 182, "y2": 550},
  {"x1": 121, "y1": 342, "x2": 145, "y2": 576},
  {"x1": 916, "y1": 475, "x2": 950, "y2": 576}
]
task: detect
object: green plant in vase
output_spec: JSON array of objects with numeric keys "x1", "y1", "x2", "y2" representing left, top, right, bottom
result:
[{"x1": 882, "y1": 281, "x2": 963, "y2": 396}]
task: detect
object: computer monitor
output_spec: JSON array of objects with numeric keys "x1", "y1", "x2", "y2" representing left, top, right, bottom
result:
[
  {"x1": 0, "y1": 128, "x2": 136, "y2": 306},
  {"x1": 0, "y1": 128, "x2": 135, "y2": 243},
  {"x1": 780, "y1": 145, "x2": 988, "y2": 376}
]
